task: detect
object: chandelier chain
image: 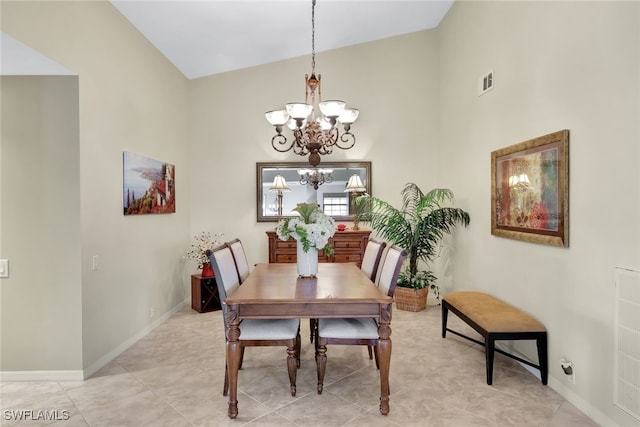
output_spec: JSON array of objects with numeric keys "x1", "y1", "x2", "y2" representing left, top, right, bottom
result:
[{"x1": 311, "y1": 0, "x2": 316, "y2": 74}]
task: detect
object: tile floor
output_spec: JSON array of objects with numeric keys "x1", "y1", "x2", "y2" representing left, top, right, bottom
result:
[{"x1": 1, "y1": 303, "x2": 598, "y2": 426}]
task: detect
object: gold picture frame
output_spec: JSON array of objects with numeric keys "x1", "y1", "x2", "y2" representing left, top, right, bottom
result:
[{"x1": 491, "y1": 130, "x2": 569, "y2": 247}]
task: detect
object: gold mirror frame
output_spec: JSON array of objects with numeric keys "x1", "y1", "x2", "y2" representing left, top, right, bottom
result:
[{"x1": 256, "y1": 161, "x2": 372, "y2": 223}]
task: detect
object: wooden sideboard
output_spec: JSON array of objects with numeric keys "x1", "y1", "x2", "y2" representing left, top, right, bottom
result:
[{"x1": 266, "y1": 229, "x2": 371, "y2": 267}]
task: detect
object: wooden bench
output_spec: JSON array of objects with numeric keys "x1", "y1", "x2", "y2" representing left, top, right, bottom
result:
[{"x1": 441, "y1": 291, "x2": 548, "y2": 385}]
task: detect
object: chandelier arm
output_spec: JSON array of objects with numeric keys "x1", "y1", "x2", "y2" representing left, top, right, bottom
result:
[
  {"x1": 292, "y1": 130, "x2": 311, "y2": 156},
  {"x1": 316, "y1": 127, "x2": 338, "y2": 154},
  {"x1": 337, "y1": 130, "x2": 356, "y2": 150},
  {"x1": 271, "y1": 134, "x2": 294, "y2": 152}
]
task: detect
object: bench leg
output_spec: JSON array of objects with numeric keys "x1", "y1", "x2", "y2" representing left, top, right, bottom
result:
[
  {"x1": 486, "y1": 336, "x2": 495, "y2": 385},
  {"x1": 537, "y1": 334, "x2": 548, "y2": 385},
  {"x1": 441, "y1": 301, "x2": 449, "y2": 338}
]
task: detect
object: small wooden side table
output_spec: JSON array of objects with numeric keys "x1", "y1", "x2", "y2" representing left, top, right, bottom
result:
[{"x1": 191, "y1": 274, "x2": 222, "y2": 313}]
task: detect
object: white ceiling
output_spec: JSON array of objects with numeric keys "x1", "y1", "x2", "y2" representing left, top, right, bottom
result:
[
  {"x1": 1, "y1": 1, "x2": 454, "y2": 79},
  {"x1": 111, "y1": 0, "x2": 455, "y2": 79}
]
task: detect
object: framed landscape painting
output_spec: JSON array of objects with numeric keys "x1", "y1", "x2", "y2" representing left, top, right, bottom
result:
[
  {"x1": 491, "y1": 130, "x2": 569, "y2": 247},
  {"x1": 123, "y1": 151, "x2": 175, "y2": 215}
]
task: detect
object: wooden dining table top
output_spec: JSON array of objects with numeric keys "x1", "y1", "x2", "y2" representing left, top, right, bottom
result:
[{"x1": 225, "y1": 262, "x2": 393, "y2": 307}]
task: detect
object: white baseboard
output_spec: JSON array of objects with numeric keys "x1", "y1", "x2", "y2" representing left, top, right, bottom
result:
[
  {"x1": 0, "y1": 370, "x2": 84, "y2": 381},
  {"x1": 83, "y1": 300, "x2": 186, "y2": 379},
  {"x1": 0, "y1": 300, "x2": 187, "y2": 382}
]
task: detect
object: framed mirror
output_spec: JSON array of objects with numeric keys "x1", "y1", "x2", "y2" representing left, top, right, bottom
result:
[{"x1": 257, "y1": 161, "x2": 371, "y2": 222}]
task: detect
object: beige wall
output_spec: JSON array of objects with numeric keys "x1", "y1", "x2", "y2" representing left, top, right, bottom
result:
[
  {"x1": 1, "y1": 1, "x2": 191, "y2": 375},
  {"x1": 1, "y1": 76, "x2": 82, "y2": 373},
  {"x1": 437, "y1": 2, "x2": 640, "y2": 426}
]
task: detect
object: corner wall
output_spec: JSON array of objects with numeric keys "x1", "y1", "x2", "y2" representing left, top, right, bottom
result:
[
  {"x1": 1, "y1": 76, "x2": 82, "y2": 374},
  {"x1": 437, "y1": 2, "x2": 640, "y2": 426},
  {"x1": 1, "y1": 1, "x2": 191, "y2": 375}
]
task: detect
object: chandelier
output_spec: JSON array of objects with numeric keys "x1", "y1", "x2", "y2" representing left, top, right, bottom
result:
[
  {"x1": 265, "y1": 0, "x2": 359, "y2": 167},
  {"x1": 298, "y1": 168, "x2": 333, "y2": 190}
]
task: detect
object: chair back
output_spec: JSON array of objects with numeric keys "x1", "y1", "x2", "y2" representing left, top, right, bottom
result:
[
  {"x1": 360, "y1": 238, "x2": 387, "y2": 281},
  {"x1": 208, "y1": 244, "x2": 241, "y2": 327},
  {"x1": 375, "y1": 245, "x2": 408, "y2": 297},
  {"x1": 227, "y1": 238, "x2": 250, "y2": 283}
]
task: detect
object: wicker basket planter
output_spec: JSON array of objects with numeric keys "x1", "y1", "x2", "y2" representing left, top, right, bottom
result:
[{"x1": 394, "y1": 286, "x2": 429, "y2": 312}]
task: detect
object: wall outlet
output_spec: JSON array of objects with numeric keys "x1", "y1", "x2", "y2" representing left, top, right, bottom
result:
[
  {"x1": 92, "y1": 255, "x2": 99, "y2": 271},
  {"x1": 149, "y1": 306, "x2": 155, "y2": 318},
  {"x1": 561, "y1": 358, "x2": 575, "y2": 384}
]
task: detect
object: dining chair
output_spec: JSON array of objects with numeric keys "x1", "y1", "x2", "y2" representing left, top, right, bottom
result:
[
  {"x1": 310, "y1": 238, "x2": 389, "y2": 344},
  {"x1": 226, "y1": 238, "x2": 251, "y2": 284},
  {"x1": 359, "y1": 238, "x2": 387, "y2": 360},
  {"x1": 361, "y1": 238, "x2": 387, "y2": 281},
  {"x1": 208, "y1": 244, "x2": 301, "y2": 397},
  {"x1": 314, "y1": 245, "x2": 407, "y2": 394}
]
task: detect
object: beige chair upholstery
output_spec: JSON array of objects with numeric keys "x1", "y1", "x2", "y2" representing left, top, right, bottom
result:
[
  {"x1": 315, "y1": 245, "x2": 407, "y2": 394},
  {"x1": 226, "y1": 238, "x2": 250, "y2": 284},
  {"x1": 360, "y1": 238, "x2": 387, "y2": 281},
  {"x1": 208, "y1": 244, "x2": 301, "y2": 397}
]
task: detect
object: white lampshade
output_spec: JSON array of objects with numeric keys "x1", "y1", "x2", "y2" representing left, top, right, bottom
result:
[
  {"x1": 338, "y1": 108, "x2": 359, "y2": 124},
  {"x1": 265, "y1": 109, "x2": 289, "y2": 126},
  {"x1": 285, "y1": 103, "x2": 313, "y2": 120},
  {"x1": 319, "y1": 100, "x2": 346, "y2": 117},
  {"x1": 344, "y1": 174, "x2": 366, "y2": 192},
  {"x1": 269, "y1": 174, "x2": 290, "y2": 192}
]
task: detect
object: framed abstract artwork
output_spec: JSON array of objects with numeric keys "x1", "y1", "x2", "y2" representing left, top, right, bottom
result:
[
  {"x1": 491, "y1": 130, "x2": 569, "y2": 247},
  {"x1": 123, "y1": 151, "x2": 175, "y2": 215}
]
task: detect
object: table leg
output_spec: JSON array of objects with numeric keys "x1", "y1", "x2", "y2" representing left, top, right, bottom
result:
[
  {"x1": 377, "y1": 305, "x2": 392, "y2": 415},
  {"x1": 226, "y1": 307, "x2": 241, "y2": 419}
]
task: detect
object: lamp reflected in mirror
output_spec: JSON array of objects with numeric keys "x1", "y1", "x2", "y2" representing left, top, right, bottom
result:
[
  {"x1": 345, "y1": 174, "x2": 367, "y2": 230},
  {"x1": 269, "y1": 174, "x2": 290, "y2": 218}
]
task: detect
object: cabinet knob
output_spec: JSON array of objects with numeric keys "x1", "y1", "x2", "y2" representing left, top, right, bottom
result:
[{"x1": 346, "y1": 243, "x2": 350, "y2": 247}]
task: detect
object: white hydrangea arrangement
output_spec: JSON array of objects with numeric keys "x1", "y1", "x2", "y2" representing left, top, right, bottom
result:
[{"x1": 276, "y1": 203, "x2": 335, "y2": 255}]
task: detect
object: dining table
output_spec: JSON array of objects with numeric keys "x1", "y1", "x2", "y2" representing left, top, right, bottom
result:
[{"x1": 223, "y1": 262, "x2": 394, "y2": 419}]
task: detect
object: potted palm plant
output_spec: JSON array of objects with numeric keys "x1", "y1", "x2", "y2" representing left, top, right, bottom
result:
[{"x1": 356, "y1": 183, "x2": 470, "y2": 311}]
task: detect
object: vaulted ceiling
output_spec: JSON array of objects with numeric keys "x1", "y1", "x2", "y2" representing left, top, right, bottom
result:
[{"x1": 0, "y1": 1, "x2": 454, "y2": 78}]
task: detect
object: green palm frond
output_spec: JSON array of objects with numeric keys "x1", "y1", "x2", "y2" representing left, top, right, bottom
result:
[{"x1": 357, "y1": 183, "x2": 470, "y2": 291}]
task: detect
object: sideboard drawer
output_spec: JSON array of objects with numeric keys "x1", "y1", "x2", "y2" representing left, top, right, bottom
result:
[
  {"x1": 275, "y1": 240, "x2": 297, "y2": 250},
  {"x1": 332, "y1": 238, "x2": 366, "y2": 251},
  {"x1": 275, "y1": 253, "x2": 297, "y2": 263},
  {"x1": 333, "y1": 254, "x2": 363, "y2": 264}
]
